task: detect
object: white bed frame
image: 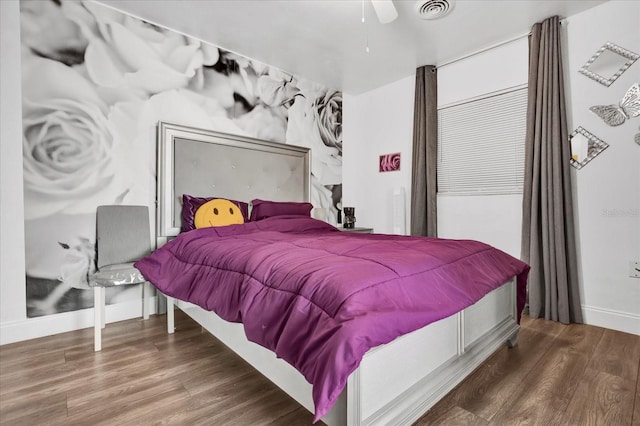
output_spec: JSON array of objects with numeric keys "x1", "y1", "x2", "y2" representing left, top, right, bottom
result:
[{"x1": 155, "y1": 122, "x2": 519, "y2": 426}]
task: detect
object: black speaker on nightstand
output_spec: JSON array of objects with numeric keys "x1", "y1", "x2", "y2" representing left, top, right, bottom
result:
[{"x1": 343, "y1": 207, "x2": 356, "y2": 229}]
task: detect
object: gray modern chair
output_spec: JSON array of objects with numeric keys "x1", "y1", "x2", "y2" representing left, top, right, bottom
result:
[{"x1": 90, "y1": 205, "x2": 152, "y2": 351}]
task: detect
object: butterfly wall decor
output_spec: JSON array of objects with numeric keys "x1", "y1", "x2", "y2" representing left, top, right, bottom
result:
[
  {"x1": 590, "y1": 83, "x2": 640, "y2": 127},
  {"x1": 635, "y1": 127, "x2": 640, "y2": 146}
]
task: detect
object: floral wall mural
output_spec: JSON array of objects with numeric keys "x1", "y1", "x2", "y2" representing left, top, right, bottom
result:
[{"x1": 20, "y1": 0, "x2": 342, "y2": 317}]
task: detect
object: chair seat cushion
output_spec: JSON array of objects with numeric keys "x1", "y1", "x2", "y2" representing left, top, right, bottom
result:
[{"x1": 90, "y1": 262, "x2": 146, "y2": 287}]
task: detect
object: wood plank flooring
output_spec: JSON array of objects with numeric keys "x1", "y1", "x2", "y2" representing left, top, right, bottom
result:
[
  {"x1": 1, "y1": 311, "x2": 638, "y2": 425},
  {"x1": 416, "y1": 316, "x2": 640, "y2": 426}
]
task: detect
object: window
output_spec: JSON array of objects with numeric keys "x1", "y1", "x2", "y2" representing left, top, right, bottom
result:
[{"x1": 437, "y1": 86, "x2": 527, "y2": 195}]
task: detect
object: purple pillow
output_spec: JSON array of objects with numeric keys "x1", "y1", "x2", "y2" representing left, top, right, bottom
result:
[
  {"x1": 182, "y1": 194, "x2": 249, "y2": 232},
  {"x1": 249, "y1": 199, "x2": 313, "y2": 221}
]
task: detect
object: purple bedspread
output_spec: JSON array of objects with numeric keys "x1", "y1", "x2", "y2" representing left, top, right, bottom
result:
[{"x1": 135, "y1": 216, "x2": 529, "y2": 421}]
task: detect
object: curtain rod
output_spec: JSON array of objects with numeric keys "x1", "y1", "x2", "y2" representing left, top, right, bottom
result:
[
  {"x1": 436, "y1": 31, "x2": 531, "y2": 69},
  {"x1": 436, "y1": 18, "x2": 567, "y2": 69}
]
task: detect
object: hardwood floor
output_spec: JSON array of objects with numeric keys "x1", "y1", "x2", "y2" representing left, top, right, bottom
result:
[
  {"x1": 1, "y1": 311, "x2": 638, "y2": 425},
  {"x1": 416, "y1": 316, "x2": 640, "y2": 426}
]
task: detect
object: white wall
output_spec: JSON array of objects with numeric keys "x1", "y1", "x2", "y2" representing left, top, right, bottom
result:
[
  {"x1": 1, "y1": 0, "x2": 27, "y2": 325},
  {"x1": 563, "y1": 1, "x2": 639, "y2": 334},
  {"x1": 343, "y1": 75, "x2": 415, "y2": 234},
  {"x1": 344, "y1": 37, "x2": 528, "y2": 255},
  {"x1": 344, "y1": 1, "x2": 639, "y2": 334}
]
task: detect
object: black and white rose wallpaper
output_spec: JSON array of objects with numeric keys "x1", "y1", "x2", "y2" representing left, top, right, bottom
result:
[{"x1": 19, "y1": 0, "x2": 342, "y2": 317}]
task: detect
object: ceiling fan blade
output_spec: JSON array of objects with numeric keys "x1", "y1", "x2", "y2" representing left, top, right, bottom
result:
[{"x1": 371, "y1": 0, "x2": 398, "y2": 24}]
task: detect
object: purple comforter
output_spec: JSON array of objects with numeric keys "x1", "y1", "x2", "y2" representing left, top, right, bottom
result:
[{"x1": 135, "y1": 216, "x2": 529, "y2": 421}]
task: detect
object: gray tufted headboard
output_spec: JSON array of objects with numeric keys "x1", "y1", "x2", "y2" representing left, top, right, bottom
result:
[{"x1": 156, "y1": 122, "x2": 311, "y2": 238}]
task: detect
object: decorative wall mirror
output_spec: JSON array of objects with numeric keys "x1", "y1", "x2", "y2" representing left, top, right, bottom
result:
[
  {"x1": 569, "y1": 126, "x2": 609, "y2": 170},
  {"x1": 579, "y1": 42, "x2": 639, "y2": 87}
]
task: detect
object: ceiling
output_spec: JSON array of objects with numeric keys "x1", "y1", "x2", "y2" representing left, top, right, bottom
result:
[{"x1": 99, "y1": 0, "x2": 607, "y2": 95}]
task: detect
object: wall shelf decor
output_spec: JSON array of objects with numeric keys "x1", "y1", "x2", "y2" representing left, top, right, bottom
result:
[
  {"x1": 569, "y1": 126, "x2": 609, "y2": 170},
  {"x1": 579, "y1": 42, "x2": 639, "y2": 87}
]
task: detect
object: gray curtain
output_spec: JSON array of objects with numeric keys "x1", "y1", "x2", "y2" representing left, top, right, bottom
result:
[
  {"x1": 522, "y1": 16, "x2": 582, "y2": 324},
  {"x1": 410, "y1": 65, "x2": 438, "y2": 237}
]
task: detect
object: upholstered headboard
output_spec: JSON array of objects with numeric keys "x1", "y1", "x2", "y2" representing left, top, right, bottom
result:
[{"x1": 156, "y1": 122, "x2": 311, "y2": 238}]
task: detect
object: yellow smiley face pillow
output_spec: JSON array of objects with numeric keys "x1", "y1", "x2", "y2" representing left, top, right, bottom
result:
[{"x1": 194, "y1": 199, "x2": 245, "y2": 228}]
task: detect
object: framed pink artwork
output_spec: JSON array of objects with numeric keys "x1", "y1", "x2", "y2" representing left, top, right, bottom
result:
[{"x1": 379, "y1": 152, "x2": 401, "y2": 172}]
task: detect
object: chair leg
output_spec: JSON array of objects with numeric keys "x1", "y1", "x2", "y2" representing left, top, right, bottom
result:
[
  {"x1": 101, "y1": 287, "x2": 106, "y2": 329},
  {"x1": 167, "y1": 296, "x2": 175, "y2": 334},
  {"x1": 142, "y1": 282, "x2": 150, "y2": 320},
  {"x1": 94, "y1": 287, "x2": 103, "y2": 352}
]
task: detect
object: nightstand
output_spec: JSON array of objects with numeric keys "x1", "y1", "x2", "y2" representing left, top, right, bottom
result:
[{"x1": 339, "y1": 227, "x2": 373, "y2": 234}]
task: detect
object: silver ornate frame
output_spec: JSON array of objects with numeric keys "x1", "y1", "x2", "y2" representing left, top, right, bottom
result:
[
  {"x1": 569, "y1": 126, "x2": 609, "y2": 170},
  {"x1": 578, "y1": 42, "x2": 639, "y2": 87}
]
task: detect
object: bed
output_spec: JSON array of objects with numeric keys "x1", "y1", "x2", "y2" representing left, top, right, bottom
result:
[{"x1": 138, "y1": 122, "x2": 529, "y2": 426}]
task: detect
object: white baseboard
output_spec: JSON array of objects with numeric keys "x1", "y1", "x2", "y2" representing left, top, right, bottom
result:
[
  {"x1": 582, "y1": 305, "x2": 640, "y2": 336},
  {"x1": 0, "y1": 296, "x2": 158, "y2": 345}
]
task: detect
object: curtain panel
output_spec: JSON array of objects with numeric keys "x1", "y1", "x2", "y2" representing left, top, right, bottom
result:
[
  {"x1": 410, "y1": 65, "x2": 438, "y2": 237},
  {"x1": 522, "y1": 16, "x2": 583, "y2": 324}
]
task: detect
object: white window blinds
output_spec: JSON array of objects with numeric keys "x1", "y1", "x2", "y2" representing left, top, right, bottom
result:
[{"x1": 437, "y1": 86, "x2": 527, "y2": 195}]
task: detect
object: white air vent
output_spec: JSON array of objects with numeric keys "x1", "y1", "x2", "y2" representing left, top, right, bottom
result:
[{"x1": 415, "y1": 0, "x2": 455, "y2": 20}]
